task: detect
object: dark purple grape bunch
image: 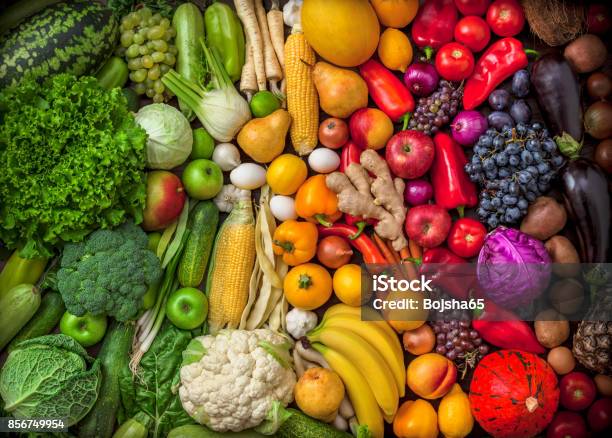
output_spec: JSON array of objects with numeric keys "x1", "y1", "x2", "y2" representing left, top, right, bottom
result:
[{"x1": 408, "y1": 80, "x2": 463, "y2": 136}]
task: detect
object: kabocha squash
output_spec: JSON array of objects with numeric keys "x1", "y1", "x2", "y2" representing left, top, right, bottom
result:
[
  {"x1": 301, "y1": 0, "x2": 380, "y2": 68},
  {"x1": 0, "y1": 1, "x2": 118, "y2": 88},
  {"x1": 470, "y1": 350, "x2": 559, "y2": 438}
]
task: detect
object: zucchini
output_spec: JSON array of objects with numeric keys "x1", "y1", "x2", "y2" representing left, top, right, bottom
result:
[
  {"x1": 0, "y1": 1, "x2": 118, "y2": 88},
  {"x1": 0, "y1": 284, "x2": 41, "y2": 350},
  {"x1": 0, "y1": 0, "x2": 62, "y2": 35},
  {"x1": 96, "y1": 56, "x2": 129, "y2": 90},
  {"x1": 172, "y1": 2, "x2": 205, "y2": 120},
  {"x1": 6, "y1": 291, "x2": 65, "y2": 352},
  {"x1": 276, "y1": 409, "x2": 351, "y2": 438},
  {"x1": 79, "y1": 321, "x2": 135, "y2": 438},
  {"x1": 178, "y1": 201, "x2": 220, "y2": 287},
  {"x1": 0, "y1": 250, "x2": 47, "y2": 299},
  {"x1": 167, "y1": 425, "x2": 265, "y2": 438}
]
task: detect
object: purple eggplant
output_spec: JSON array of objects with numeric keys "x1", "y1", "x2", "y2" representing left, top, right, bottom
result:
[
  {"x1": 561, "y1": 159, "x2": 610, "y2": 263},
  {"x1": 531, "y1": 53, "x2": 583, "y2": 141}
]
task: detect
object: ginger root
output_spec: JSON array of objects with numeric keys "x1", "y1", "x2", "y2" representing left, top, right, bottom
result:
[{"x1": 326, "y1": 149, "x2": 407, "y2": 250}]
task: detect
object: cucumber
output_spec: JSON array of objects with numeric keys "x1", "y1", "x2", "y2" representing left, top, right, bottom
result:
[
  {"x1": 96, "y1": 56, "x2": 129, "y2": 90},
  {"x1": 276, "y1": 409, "x2": 351, "y2": 438},
  {"x1": 172, "y1": 2, "x2": 205, "y2": 120},
  {"x1": 178, "y1": 201, "x2": 219, "y2": 287},
  {"x1": 6, "y1": 291, "x2": 65, "y2": 352},
  {"x1": 0, "y1": 250, "x2": 47, "y2": 299},
  {"x1": 79, "y1": 321, "x2": 135, "y2": 438},
  {"x1": 0, "y1": 284, "x2": 41, "y2": 350},
  {"x1": 168, "y1": 425, "x2": 265, "y2": 438}
]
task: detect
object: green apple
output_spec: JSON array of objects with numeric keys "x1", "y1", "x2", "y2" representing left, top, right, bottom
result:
[
  {"x1": 181, "y1": 159, "x2": 223, "y2": 200},
  {"x1": 60, "y1": 312, "x2": 108, "y2": 347},
  {"x1": 166, "y1": 287, "x2": 208, "y2": 330}
]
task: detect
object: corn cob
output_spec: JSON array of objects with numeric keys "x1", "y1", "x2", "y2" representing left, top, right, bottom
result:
[
  {"x1": 206, "y1": 197, "x2": 256, "y2": 333},
  {"x1": 285, "y1": 29, "x2": 318, "y2": 156}
]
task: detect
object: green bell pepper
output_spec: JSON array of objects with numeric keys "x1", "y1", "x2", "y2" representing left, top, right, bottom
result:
[{"x1": 205, "y1": 2, "x2": 246, "y2": 83}]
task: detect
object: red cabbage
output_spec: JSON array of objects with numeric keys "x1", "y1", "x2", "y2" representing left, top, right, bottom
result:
[{"x1": 477, "y1": 227, "x2": 551, "y2": 308}]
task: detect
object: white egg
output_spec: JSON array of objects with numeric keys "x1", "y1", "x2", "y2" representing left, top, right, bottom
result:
[
  {"x1": 269, "y1": 195, "x2": 298, "y2": 221},
  {"x1": 230, "y1": 163, "x2": 267, "y2": 190},
  {"x1": 308, "y1": 148, "x2": 340, "y2": 173}
]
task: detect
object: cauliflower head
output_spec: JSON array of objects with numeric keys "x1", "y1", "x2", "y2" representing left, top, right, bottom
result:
[
  {"x1": 179, "y1": 329, "x2": 296, "y2": 432},
  {"x1": 57, "y1": 221, "x2": 161, "y2": 321}
]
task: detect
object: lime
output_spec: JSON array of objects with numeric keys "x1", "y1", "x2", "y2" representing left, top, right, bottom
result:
[
  {"x1": 191, "y1": 128, "x2": 215, "y2": 160},
  {"x1": 250, "y1": 91, "x2": 281, "y2": 117}
]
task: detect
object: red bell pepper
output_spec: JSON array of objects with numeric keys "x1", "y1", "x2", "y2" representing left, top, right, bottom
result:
[
  {"x1": 359, "y1": 60, "x2": 415, "y2": 126},
  {"x1": 472, "y1": 298, "x2": 546, "y2": 354},
  {"x1": 447, "y1": 217, "x2": 487, "y2": 258},
  {"x1": 339, "y1": 140, "x2": 363, "y2": 173},
  {"x1": 420, "y1": 247, "x2": 476, "y2": 300},
  {"x1": 411, "y1": 0, "x2": 458, "y2": 50},
  {"x1": 318, "y1": 224, "x2": 386, "y2": 264},
  {"x1": 431, "y1": 133, "x2": 477, "y2": 215},
  {"x1": 463, "y1": 37, "x2": 536, "y2": 110}
]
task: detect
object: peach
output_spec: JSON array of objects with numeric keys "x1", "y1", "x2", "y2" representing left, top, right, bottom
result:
[
  {"x1": 349, "y1": 108, "x2": 393, "y2": 150},
  {"x1": 406, "y1": 353, "x2": 457, "y2": 399}
]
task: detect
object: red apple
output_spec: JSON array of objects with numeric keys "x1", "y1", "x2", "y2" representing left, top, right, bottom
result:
[
  {"x1": 560, "y1": 372, "x2": 597, "y2": 411},
  {"x1": 385, "y1": 130, "x2": 435, "y2": 179},
  {"x1": 142, "y1": 170, "x2": 186, "y2": 231},
  {"x1": 349, "y1": 108, "x2": 394, "y2": 150},
  {"x1": 405, "y1": 204, "x2": 451, "y2": 248},
  {"x1": 587, "y1": 398, "x2": 612, "y2": 432},
  {"x1": 546, "y1": 411, "x2": 588, "y2": 438}
]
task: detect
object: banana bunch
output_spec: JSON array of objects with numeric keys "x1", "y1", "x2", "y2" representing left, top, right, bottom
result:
[{"x1": 307, "y1": 303, "x2": 405, "y2": 438}]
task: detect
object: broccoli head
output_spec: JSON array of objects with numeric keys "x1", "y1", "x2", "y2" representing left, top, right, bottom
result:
[{"x1": 57, "y1": 221, "x2": 162, "y2": 322}]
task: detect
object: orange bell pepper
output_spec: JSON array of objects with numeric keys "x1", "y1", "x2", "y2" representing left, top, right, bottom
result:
[
  {"x1": 272, "y1": 220, "x2": 318, "y2": 266},
  {"x1": 294, "y1": 175, "x2": 341, "y2": 226}
]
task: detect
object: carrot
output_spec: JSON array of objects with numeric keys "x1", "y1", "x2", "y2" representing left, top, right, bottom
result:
[
  {"x1": 254, "y1": 0, "x2": 282, "y2": 95},
  {"x1": 399, "y1": 247, "x2": 418, "y2": 281},
  {"x1": 240, "y1": 35, "x2": 257, "y2": 100},
  {"x1": 373, "y1": 234, "x2": 396, "y2": 265},
  {"x1": 234, "y1": 0, "x2": 266, "y2": 91},
  {"x1": 408, "y1": 239, "x2": 422, "y2": 261},
  {"x1": 267, "y1": 0, "x2": 285, "y2": 68}
]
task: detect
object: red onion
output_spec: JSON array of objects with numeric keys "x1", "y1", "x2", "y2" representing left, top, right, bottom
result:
[
  {"x1": 451, "y1": 110, "x2": 488, "y2": 146},
  {"x1": 403, "y1": 62, "x2": 439, "y2": 97},
  {"x1": 404, "y1": 179, "x2": 433, "y2": 206}
]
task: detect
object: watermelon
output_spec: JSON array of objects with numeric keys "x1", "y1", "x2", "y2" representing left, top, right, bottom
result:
[
  {"x1": 469, "y1": 350, "x2": 559, "y2": 438},
  {"x1": 0, "y1": 1, "x2": 118, "y2": 88}
]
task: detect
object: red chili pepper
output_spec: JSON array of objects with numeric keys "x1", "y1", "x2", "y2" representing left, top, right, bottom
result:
[
  {"x1": 411, "y1": 0, "x2": 458, "y2": 50},
  {"x1": 339, "y1": 140, "x2": 363, "y2": 173},
  {"x1": 344, "y1": 214, "x2": 377, "y2": 239},
  {"x1": 463, "y1": 37, "x2": 536, "y2": 110},
  {"x1": 359, "y1": 60, "x2": 415, "y2": 127},
  {"x1": 472, "y1": 298, "x2": 546, "y2": 354},
  {"x1": 447, "y1": 217, "x2": 487, "y2": 258},
  {"x1": 420, "y1": 247, "x2": 475, "y2": 300},
  {"x1": 431, "y1": 133, "x2": 477, "y2": 216},
  {"x1": 318, "y1": 224, "x2": 386, "y2": 264}
]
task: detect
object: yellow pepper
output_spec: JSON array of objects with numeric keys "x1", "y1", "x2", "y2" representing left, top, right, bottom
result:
[
  {"x1": 294, "y1": 175, "x2": 341, "y2": 226},
  {"x1": 272, "y1": 220, "x2": 318, "y2": 266}
]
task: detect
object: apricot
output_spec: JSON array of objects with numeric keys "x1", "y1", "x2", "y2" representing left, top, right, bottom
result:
[{"x1": 406, "y1": 353, "x2": 457, "y2": 399}]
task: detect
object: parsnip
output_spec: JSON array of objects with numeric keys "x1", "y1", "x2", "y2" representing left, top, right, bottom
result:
[
  {"x1": 234, "y1": 0, "x2": 266, "y2": 91},
  {"x1": 240, "y1": 35, "x2": 257, "y2": 100},
  {"x1": 254, "y1": 0, "x2": 282, "y2": 95}
]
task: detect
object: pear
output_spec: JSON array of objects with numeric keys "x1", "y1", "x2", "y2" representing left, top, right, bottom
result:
[
  {"x1": 313, "y1": 62, "x2": 369, "y2": 119},
  {"x1": 237, "y1": 109, "x2": 291, "y2": 163}
]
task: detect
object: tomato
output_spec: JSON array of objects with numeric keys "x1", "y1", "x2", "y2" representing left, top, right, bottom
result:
[
  {"x1": 284, "y1": 263, "x2": 333, "y2": 310},
  {"x1": 587, "y1": 4, "x2": 611, "y2": 34},
  {"x1": 435, "y1": 42, "x2": 475, "y2": 81},
  {"x1": 266, "y1": 154, "x2": 308, "y2": 195},
  {"x1": 560, "y1": 372, "x2": 597, "y2": 411},
  {"x1": 454, "y1": 0, "x2": 490, "y2": 16},
  {"x1": 318, "y1": 117, "x2": 349, "y2": 149},
  {"x1": 454, "y1": 16, "x2": 491, "y2": 52},
  {"x1": 546, "y1": 411, "x2": 588, "y2": 438},
  {"x1": 587, "y1": 398, "x2": 612, "y2": 432},
  {"x1": 486, "y1": 0, "x2": 525, "y2": 37},
  {"x1": 447, "y1": 217, "x2": 486, "y2": 258}
]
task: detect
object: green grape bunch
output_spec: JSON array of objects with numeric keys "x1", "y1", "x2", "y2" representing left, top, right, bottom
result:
[{"x1": 116, "y1": 6, "x2": 177, "y2": 103}]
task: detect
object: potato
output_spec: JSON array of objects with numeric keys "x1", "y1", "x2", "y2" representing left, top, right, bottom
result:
[
  {"x1": 534, "y1": 309, "x2": 570, "y2": 348},
  {"x1": 545, "y1": 235, "x2": 580, "y2": 277},
  {"x1": 520, "y1": 196, "x2": 567, "y2": 240},
  {"x1": 549, "y1": 278, "x2": 584, "y2": 315},
  {"x1": 564, "y1": 34, "x2": 607, "y2": 73}
]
